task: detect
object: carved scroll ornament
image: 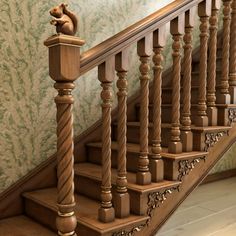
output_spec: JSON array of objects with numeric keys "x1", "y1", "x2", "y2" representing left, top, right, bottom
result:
[
  {"x1": 112, "y1": 186, "x2": 179, "y2": 236},
  {"x1": 178, "y1": 157, "x2": 206, "y2": 181}
]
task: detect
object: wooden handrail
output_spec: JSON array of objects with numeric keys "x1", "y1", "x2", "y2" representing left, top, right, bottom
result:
[{"x1": 80, "y1": 0, "x2": 203, "y2": 76}]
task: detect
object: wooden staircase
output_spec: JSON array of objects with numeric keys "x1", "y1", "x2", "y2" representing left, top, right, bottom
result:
[{"x1": 1, "y1": 0, "x2": 236, "y2": 235}]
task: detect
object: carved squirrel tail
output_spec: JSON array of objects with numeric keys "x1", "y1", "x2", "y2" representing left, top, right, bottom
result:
[{"x1": 62, "y1": 4, "x2": 78, "y2": 35}]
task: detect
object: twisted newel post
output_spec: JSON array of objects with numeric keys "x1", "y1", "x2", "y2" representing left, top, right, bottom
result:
[{"x1": 44, "y1": 35, "x2": 85, "y2": 236}]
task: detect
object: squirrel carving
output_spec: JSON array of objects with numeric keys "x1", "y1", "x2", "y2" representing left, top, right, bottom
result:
[{"x1": 50, "y1": 3, "x2": 78, "y2": 36}]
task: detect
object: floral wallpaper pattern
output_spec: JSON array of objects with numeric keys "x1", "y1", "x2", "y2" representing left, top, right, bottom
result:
[{"x1": 0, "y1": 0, "x2": 234, "y2": 192}]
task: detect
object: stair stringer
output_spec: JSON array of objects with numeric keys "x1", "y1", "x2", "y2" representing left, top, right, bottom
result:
[{"x1": 112, "y1": 124, "x2": 236, "y2": 236}]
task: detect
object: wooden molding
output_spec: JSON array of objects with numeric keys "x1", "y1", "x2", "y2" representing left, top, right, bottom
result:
[{"x1": 202, "y1": 167, "x2": 236, "y2": 184}]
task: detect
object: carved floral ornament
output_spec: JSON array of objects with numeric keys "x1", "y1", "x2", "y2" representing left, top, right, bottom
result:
[
  {"x1": 112, "y1": 186, "x2": 179, "y2": 236},
  {"x1": 178, "y1": 157, "x2": 206, "y2": 181},
  {"x1": 204, "y1": 130, "x2": 229, "y2": 151},
  {"x1": 228, "y1": 108, "x2": 236, "y2": 125}
]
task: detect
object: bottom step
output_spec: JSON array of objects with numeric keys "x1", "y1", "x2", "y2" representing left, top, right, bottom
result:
[
  {"x1": 0, "y1": 215, "x2": 56, "y2": 236},
  {"x1": 23, "y1": 188, "x2": 149, "y2": 236}
]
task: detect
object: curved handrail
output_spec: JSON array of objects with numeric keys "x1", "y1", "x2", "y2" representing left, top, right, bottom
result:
[{"x1": 80, "y1": 0, "x2": 202, "y2": 76}]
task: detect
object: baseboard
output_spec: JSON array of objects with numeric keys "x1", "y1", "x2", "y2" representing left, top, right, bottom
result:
[{"x1": 202, "y1": 168, "x2": 236, "y2": 185}]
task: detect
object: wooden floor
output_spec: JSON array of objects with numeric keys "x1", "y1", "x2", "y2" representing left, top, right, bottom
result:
[{"x1": 157, "y1": 177, "x2": 236, "y2": 236}]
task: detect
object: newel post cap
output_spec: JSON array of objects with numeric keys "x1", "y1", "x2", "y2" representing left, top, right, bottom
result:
[{"x1": 44, "y1": 34, "x2": 85, "y2": 82}]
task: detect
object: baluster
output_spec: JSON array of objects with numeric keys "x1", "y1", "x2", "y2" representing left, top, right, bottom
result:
[
  {"x1": 229, "y1": 0, "x2": 236, "y2": 103},
  {"x1": 150, "y1": 27, "x2": 166, "y2": 182},
  {"x1": 195, "y1": 0, "x2": 211, "y2": 127},
  {"x1": 218, "y1": 0, "x2": 232, "y2": 104},
  {"x1": 207, "y1": 0, "x2": 221, "y2": 125},
  {"x1": 44, "y1": 35, "x2": 85, "y2": 236},
  {"x1": 181, "y1": 9, "x2": 194, "y2": 152},
  {"x1": 136, "y1": 35, "x2": 152, "y2": 185},
  {"x1": 98, "y1": 58, "x2": 115, "y2": 223},
  {"x1": 168, "y1": 15, "x2": 184, "y2": 154},
  {"x1": 114, "y1": 51, "x2": 130, "y2": 218}
]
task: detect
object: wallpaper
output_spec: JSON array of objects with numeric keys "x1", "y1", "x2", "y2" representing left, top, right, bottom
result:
[{"x1": 0, "y1": 0, "x2": 234, "y2": 192}]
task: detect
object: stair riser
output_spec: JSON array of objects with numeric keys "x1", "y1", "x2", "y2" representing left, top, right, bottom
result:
[
  {"x1": 161, "y1": 88, "x2": 199, "y2": 104},
  {"x1": 87, "y1": 146, "x2": 138, "y2": 172},
  {"x1": 136, "y1": 105, "x2": 198, "y2": 123},
  {"x1": 24, "y1": 198, "x2": 101, "y2": 236},
  {"x1": 112, "y1": 125, "x2": 171, "y2": 147},
  {"x1": 191, "y1": 71, "x2": 222, "y2": 87},
  {"x1": 192, "y1": 56, "x2": 222, "y2": 72},
  {"x1": 74, "y1": 175, "x2": 148, "y2": 215}
]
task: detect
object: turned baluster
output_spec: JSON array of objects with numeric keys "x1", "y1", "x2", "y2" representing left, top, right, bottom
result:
[
  {"x1": 114, "y1": 51, "x2": 130, "y2": 218},
  {"x1": 44, "y1": 35, "x2": 85, "y2": 236},
  {"x1": 98, "y1": 58, "x2": 115, "y2": 223},
  {"x1": 168, "y1": 15, "x2": 184, "y2": 154},
  {"x1": 150, "y1": 27, "x2": 166, "y2": 182},
  {"x1": 181, "y1": 9, "x2": 194, "y2": 152},
  {"x1": 218, "y1": 0, "x2": 232, "y2": 104},
  {"x1": 136, "y1": 35, "x2": 152, "y2": 185},
  {"x1": 207, "y1": 0, "x2": 221, "y2": 125},
  {"x1": 195, "y1": 0, "x2": 211, "y2": 127},
  {"x1": 229, "y1": 0, "x2": 236, "y2": 103}
]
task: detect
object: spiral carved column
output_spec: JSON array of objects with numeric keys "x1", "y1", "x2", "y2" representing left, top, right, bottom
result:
[
  {"x1": 207, "y1": 0, "x2": 220, "y2": 125},
  {"x1": 98, "y1": 59, "x2": 115, "y2": 223},
  {"x1": 168, "y1": 16, "x2": 184, "y2": 154},
  {"x1": 150, "y1": 28, "x2": 165, "y2": 182},
  {"x1": 44, "y1": 34, "x2": 85, "y2": 236},
  {"x1": 218, "y1": 0, "x2": 232, "y2": 104},
  {"x1": 181, "y1": 10, "x2": 194, "y2": 152},
  {"x1": 55, "y1": 82, "x2": 77, "y2": 236},
  {"x1": 136, "y1": 36, "x2": 152, "y2": 185},
  {"x1": 229, "y1": 0, "x2": 236, "y2": 103},
  {"x1": 114, "y1": 51, "x2": 130, "y2": 218},
  {"x1": 196, "y1": 1, "x2": 210, "y2": 127}
]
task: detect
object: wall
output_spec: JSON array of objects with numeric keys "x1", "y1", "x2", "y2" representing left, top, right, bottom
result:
[{"x1": 0, "y1": 0, "x2": 235, "y2": 192}]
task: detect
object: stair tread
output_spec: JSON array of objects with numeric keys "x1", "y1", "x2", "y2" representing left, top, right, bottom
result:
[
  {"x1": 0, "y1": 215, "x2": 56, "y2": 236},
  {"x1": 23, "y1": 188, "x2": 148, "y2": 233},
  {"x1": 87, "y1": 141, "x2": 208, "y2": 160},
  {"x1": 74, "y1": 163, "x2": 180, "y2": 193},
  {"x1": 124, "y1": 122, "x2": 231, "y2": 132}
]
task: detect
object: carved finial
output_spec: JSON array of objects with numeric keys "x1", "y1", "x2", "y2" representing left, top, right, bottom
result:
[{"x1": 50, "y1": 3, "x2": 78, "y2": 36}]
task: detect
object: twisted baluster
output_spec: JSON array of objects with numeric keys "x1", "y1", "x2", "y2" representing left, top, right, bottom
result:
[
  {"x1": 196, "y1": 1, "x2": 210, "y2": 127},
  {"x1": 114, "y1": 51, "x2": 130, "y2": 218},
  {"x1": 229, "y1": 0, "x2": 236, "y2": 103},
  {"x1": 181, "y1": 9, "x2": 194, "y2": 151},
  {"x1": 218, "y1": 0, "x2": 232, "y2": 104},
  {"x1": 55, "y1": 83, "x2": 77, "y2": 236},
  {"x1": 136, "y1": 36, "x2": 152, "y2": 185},
  {"x1": 207, "y1": 0, "x2": 220, "y2": 125},
  {"x1": 150, "y1": 28, "x2": 165, "y2": 181},
  {"x1": 98, "y1": 60, "x2": 115, "y2": 223},
  {"x1": 168, "y1": 16, "x2": 184, "y2": 154}
]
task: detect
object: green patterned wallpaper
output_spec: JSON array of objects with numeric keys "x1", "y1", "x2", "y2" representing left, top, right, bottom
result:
[{"x1": 0, "y1": 0, "x2": 235, "y2": 193}]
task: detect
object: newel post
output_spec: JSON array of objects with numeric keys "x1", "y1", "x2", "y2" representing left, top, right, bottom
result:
[{"x1": 44, "y1": 35, "x2": 85, "y2": 236}]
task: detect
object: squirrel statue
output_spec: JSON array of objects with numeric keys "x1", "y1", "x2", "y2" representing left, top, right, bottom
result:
[{"x1": 50, "y1": 3, "x2": 78, "y2": 36}]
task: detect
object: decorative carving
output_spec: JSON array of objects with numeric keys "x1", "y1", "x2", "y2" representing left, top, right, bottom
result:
[
  {"x1": 112, "y1": 186, "x2": 179, "y2": 236},
  {"x1": 178, "y1": 157, "x2": 206, "y2": 181},
  {"x1": 228, "y1": 108, "x2": 236, "y2": 125},
  {"x1": 50, "y1": 3, "x2": 78, "y2": 35},
  {"x1": 204, "y1": 131, "x2": 229, "y2": 151},
  {"x1": 112, "y1": 224, "x2": 146, "y2": 236}
]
